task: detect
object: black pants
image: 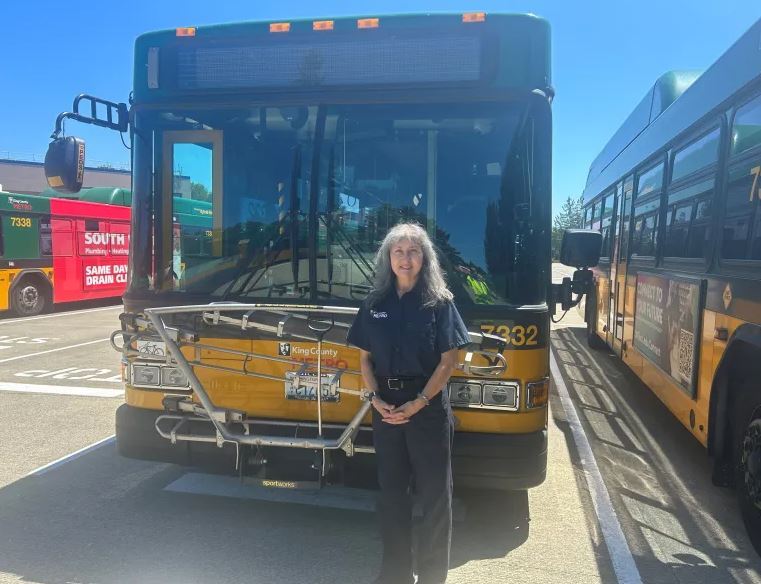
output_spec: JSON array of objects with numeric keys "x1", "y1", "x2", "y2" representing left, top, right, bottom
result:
[{"x1": 372, "y1": 394, "x2": 454, "y2": 584}]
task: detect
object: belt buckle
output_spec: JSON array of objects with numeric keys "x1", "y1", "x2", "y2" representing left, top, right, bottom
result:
[{"x1": 386, "y1": 378, "x2": 402, "y2": 391}]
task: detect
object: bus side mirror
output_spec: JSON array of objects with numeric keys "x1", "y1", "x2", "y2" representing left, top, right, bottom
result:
[
  {"x1": 44, "y1": 136, "x2": 86, "y2": 194},
  {"x1": 560, "y1": 229, "x2": 601, "y2": 269}
]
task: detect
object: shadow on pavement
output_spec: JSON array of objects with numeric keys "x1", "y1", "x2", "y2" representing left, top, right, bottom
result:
[
  {"x1": 551, "y1": 326, "x2": 761, "y2": 584},
  {"x1": 450, "y1": 489, "x2": 530, "y2": 568},
  {"x1": 0, "y1": 441, "x2": 529, "y2": 584}
]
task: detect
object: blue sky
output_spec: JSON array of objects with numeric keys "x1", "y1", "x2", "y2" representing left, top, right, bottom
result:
[{"x1": 1, "y1": 1, "x2": 759, "y2": 215}]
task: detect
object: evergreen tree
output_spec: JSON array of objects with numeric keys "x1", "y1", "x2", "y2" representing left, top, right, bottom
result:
[{"x1": 551, "y1": 195, "x2": 585, "y2": 260}]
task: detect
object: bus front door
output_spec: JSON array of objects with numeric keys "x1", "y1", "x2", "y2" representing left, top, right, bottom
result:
[{"x1": 611, "y1": 176, "x2": 633, "y2": 355}]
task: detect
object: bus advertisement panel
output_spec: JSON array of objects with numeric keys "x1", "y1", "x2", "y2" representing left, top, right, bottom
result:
[{"x1": 633, "y1": 273, "x2": 702, "y2": 396}]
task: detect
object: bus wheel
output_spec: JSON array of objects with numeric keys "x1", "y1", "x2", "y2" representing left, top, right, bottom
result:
[
  {"x1": 736, "y1": 407, "x2": 761, "y2": 555},
  {"x1": 10, "y1": 278, "x2": 49, "y2": 317}
]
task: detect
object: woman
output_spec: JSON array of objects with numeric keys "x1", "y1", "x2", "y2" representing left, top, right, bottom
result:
[{"x1": 347, "y1": 223, "x2": 470, "y2": 584}]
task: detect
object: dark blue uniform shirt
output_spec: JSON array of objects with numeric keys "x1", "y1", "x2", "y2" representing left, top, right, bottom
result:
[{"x1": 347, "y1": 284, "x2": 470, "y2": 380}]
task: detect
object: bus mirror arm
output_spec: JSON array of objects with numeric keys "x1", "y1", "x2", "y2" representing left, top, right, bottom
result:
[
  {"x1": 51, "y1": 94, "x2": 129, "y2": 139},
  {"x1": 553, "y1": 268, "x2": 593, "y2": 312}
]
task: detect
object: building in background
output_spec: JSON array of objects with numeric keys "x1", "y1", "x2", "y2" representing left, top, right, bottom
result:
[{"x1": 0, "y1": 157, "x2": 130, "y2": 195}]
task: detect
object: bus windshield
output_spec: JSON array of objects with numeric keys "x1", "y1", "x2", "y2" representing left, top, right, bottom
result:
[{"x1": 133, "y1": 100, "x2": 545, "y2": 306}]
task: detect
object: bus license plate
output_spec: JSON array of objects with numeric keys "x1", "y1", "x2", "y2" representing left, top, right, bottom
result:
[{"x1": 284, "y1": 371, "x2": 340, "y2": 402}]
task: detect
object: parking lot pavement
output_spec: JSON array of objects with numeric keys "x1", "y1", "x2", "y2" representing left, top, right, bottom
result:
[
  {"x1": 552, "y1": 326, "x2": 761, "y2": 583},
  {"x1": 0, "y1": 304, "x2": 123, "y2": 488}
]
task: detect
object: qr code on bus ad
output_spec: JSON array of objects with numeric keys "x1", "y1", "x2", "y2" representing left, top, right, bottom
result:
[{"x1": 678, "y1": 328, "x2": 694, "y2": 384}]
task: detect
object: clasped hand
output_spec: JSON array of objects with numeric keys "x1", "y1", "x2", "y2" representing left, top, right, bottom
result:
[{"x1": 371, "y1": 395, "x2": 424, "y2": 424}]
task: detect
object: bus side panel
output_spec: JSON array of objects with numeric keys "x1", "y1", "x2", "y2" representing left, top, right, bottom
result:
[{"x1": 0, "y1": 270, "x2": 9, "y2": 312}]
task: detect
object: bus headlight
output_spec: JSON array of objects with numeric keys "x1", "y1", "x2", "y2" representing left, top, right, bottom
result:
[
  {"x1": 527, "y1": 378, "x2": 550, "y2": 409},
  {"x1": 448, "y1": 381, "x2": 482, "y2": 405},
  {"x1": 483, "y1": 383, "x2": 519, "y2": 409},
  {"x1": 161, "y1": 366, "x2": 189, "y2": 388},
  {"x1": 132, "y1": 365, "x2": 160, "y2": 386}
]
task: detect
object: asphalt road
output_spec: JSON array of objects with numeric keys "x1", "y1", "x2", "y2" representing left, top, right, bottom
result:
[{"x1": 0, "y1": 283, "x2": 759, "y2": 583}]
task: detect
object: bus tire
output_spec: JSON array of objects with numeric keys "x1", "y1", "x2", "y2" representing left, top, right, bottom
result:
[
  {"x1": 585, "y1": 289, "x2": 607, "y2": 351},
  {"x1": 10, "y1": 276, "x2": 50, "y2": 317},
  {"x1": 734, "y1": 388, "x2": 761, "y2": 556}
]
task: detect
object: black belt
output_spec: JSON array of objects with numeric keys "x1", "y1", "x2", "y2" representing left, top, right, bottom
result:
[{"x1": 377, "y1": 376, "x2": 427, "y2": 392}]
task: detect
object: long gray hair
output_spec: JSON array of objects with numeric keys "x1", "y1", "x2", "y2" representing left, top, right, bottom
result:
[{"x1": 368, "y1": 223, "x2": 453, "y2": 308}]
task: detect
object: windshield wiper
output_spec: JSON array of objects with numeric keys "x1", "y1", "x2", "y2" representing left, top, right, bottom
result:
[{"x1": 318, "y1": 214, "x2": 375, "y2": 287}]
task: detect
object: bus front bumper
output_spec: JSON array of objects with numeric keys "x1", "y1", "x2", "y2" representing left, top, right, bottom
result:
[
  {"x1": 452, "y1": 429, "x2": 547, "y2": 490},
  {"x1": 116, "y1": 404, "x2": 547, "y2": 490}
]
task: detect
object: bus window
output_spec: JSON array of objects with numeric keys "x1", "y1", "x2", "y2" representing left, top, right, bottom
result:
[
  {"x1": 51, "y1": 218, "x2": 73, "y2": 257},
  {"x1": 0, "y1": 217, "x2": 3, "y2": 256},
  {"x1": 591, "y1": 201, "x2": 601, "y2": 231},
  {"x1": 637, "y1": 160, "x2": 665, "y2": 198},
  {"x1": 631, "y1": 197, "x2": 660, "y2": 258},
  {"x1": 600, "y1": 191, "x2": 614, "y2": 258},
  {"x1": 723, "y1": 95, "x2": 761, "y2": 261},
  {"x1": 77, "y1": 219, "x2": 108, "y2": 256},
  {"x1": 722, "y1": 177, "x2": 752, "y2": 259},
  {"x1": 619, "y1": 176, "x2": 634, "y2": 260},
  {"x1": 40, "y1": 218, "x2": 52, "y2": 256},
  {"x1": 664, "y1": 178, "x2": 714, "y2": 259},
  {"x1": 671, "y1": 128, "x2": 720, "y2": 183},
  {"x1": 690, "y1": 198, "x2": 713, "y2": 258},
  {"x1": 732, "y1": 94, "x2": 761, "y2": 155},
  {"x1": 165, "y1": 133, "x2": 220, "y2": 291}
]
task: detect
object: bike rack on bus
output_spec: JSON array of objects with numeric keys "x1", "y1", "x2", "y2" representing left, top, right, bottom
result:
[{"x1": 112, "y1": 303, "x2": 507, "y2": 484}]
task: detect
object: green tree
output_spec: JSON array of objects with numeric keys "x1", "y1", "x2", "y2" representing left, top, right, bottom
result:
[
  {"x1": 551, "y1": 195, "x2": 585, "y2": 260},
  {"x1": 191, "y1": 182, "x2": 212, "y2": 202}
]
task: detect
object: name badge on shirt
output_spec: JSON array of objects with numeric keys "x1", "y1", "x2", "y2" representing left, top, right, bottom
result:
[{"x1": 371, "y1": 310, "x2": 388, "y2": 319}]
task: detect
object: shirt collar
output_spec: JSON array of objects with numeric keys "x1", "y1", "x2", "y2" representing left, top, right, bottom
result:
[{"x1": 395, "y1": 279, "x2": 423, "y2": 303}]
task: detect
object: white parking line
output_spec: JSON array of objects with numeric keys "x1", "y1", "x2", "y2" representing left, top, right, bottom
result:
[
  {"x1": 0, "y1": 381, "x2": 123, "y2": 398},
  {"x1": 550, "y1": 350, "x2": 643, "y2": 584},
  {"x1": 0, "y1": 337, "x2": 110, "y2": 363},
  {"x1": 0, "y1": 305, "x2": 121, "y2": 325},
  {"x1": 27, "y1": 435, "x2": 116, "y2": 477}
]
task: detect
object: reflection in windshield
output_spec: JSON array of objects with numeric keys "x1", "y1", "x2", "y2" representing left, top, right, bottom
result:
[{"x1": 135, "y1": 102, "x2": 546, "y2": 306}]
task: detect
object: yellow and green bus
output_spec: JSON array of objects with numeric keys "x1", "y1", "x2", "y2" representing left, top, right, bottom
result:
[
  {"x1": 46, "y1": 13, "x2": 561, "y2": 491},
  {"x1": 581, "y1": 17, "x2": 761, "y2": 550}
]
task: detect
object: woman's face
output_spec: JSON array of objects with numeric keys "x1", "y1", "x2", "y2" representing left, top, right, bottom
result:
[{"x1": 390, "y1": 238, "x2": 423, "y2": 284}]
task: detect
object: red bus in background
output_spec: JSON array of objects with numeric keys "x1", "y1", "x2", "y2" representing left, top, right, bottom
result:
[
  {"x1": 0, "y1": 188, "x2": 131, "y2": 316},
  {"x1": 50, "y1": 198, "x2": 130, "y2": 304}
]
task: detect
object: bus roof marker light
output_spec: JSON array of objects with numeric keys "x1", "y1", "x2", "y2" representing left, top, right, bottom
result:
[
  {"x1": 462, "y1": 12, "x2": 486, "y2": 23},
  {"x1": 176, "y1": 27, "x2": 196, "y2": 37},
  {"x1": 313, "y1": 20, "x2": 334, "y2": 31},
  {"x1": 270, "y1": 22, "x2": 291, "y2": 33},
  {"x1": 357, "y1": 18, "x2": 379, "y2": 29}
]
